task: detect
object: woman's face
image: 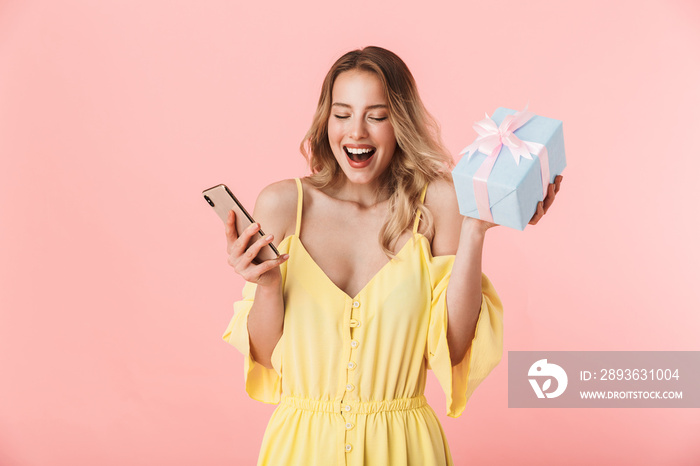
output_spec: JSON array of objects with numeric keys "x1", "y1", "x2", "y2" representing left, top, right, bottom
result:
[{"x1": 327, "y1": 70, "x2": 397, "y2": 187}]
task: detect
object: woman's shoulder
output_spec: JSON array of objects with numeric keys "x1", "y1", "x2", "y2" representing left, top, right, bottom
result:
[
  {"x1": 254, "y1": 178, "x2": 300, "y2": 242},
  {"x1": 257, "y1": 178, "x2": 299, "y2": 204},
  {"x1": 425, "y1": 175, "x2": 456, "y2": 206},
  {"x1": 425, "y1": 174, "x2": 462, "y2": 256}
]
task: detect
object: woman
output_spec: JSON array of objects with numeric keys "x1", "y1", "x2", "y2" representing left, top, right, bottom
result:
[{"x1": 222, "y1": 46, "x2": 561, "y2": 465}]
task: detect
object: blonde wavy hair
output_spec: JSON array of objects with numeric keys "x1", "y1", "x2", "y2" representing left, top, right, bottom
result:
[{"x1": 300, "y1": 46, "x2": 454, "y2": 258}]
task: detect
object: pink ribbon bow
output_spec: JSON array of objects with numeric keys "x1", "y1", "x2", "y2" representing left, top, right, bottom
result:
[{"x1": 459, "y1": 106, "x2": 550, "y2": 223}]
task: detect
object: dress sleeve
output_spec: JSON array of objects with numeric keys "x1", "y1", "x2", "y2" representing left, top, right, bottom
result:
[
  {"x1": 426, "y1": 255, "x2": 504, "y2": 418},
  {"x1": 222, "y1": 280, "x2": 283, "y2": 404}
]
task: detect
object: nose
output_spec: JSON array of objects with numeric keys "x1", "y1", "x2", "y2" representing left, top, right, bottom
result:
[{"x1": 349, "y1": 117, "x2": 368, "y2": 140}]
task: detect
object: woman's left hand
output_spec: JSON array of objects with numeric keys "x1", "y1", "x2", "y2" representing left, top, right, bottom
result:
[{"x1": 529, "y1": 175, "x2": 563, "y2": 225}]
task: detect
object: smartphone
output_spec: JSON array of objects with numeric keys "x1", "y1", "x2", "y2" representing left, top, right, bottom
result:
[{"x1": 202, "y1": 184, "x2": 279, "y2": 264}]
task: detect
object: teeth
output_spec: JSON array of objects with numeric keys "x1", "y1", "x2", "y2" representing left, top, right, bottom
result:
[{"x1": 346, "y1": 147, "x2": 374, "y2": 155}]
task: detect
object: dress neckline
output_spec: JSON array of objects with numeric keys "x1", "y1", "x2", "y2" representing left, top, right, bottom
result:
[
  {"x1": 290, "y1": 233, "x2": 421, "y2": 301},
  {"x1": 286, "y1": 177, "x2": 429, "y2": 300}
]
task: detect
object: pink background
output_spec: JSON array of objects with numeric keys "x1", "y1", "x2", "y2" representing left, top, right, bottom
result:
[{"x1": 1, "y1": 0, "x2": 699, "y2": 464}]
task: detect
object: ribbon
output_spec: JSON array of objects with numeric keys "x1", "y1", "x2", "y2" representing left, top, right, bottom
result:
[{"x1": 459, "y1": 106, "x2": 550, "y2": 223}]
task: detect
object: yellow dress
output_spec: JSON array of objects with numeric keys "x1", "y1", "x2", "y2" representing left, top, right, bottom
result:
[{"x1": 223, "y1": 178, "x2": 504, "y2": 466}]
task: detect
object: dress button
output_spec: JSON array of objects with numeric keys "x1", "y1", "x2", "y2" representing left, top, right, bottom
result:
[
  {"x1": 344, "y1": 405, "x2": 352, "y2": 412},
  {"x1": 349, "y1": 319, "x2": 361, "y2": 328},
  {"x1": 345, "y1": 444, "x2": 353, "y2": 452},
  {"x1": 346, "y1": 383, "x2": 354, "y2": 391},
  {"x1": 347, "y1": 361, "x2": 356, "y2": 370},
  {"x1": 352, "y1": 301, "x2": 360, "y2": 308},
  {"x1": 350, "y1": 340, "x2": 359, "y2": 348},
  {"x1": 345, "y1": 422, "x2": 354, "y2": 430}
]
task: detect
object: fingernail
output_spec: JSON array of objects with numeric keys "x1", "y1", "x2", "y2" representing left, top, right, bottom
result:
[
  {"x1": 282, "y1": 254, "x2": 289, "y2": 260},
  {"x1": 266, "y1": 234, "x2": 273, "y2": 241}
]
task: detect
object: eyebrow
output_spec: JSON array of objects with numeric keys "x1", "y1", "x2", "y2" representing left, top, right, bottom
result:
[{"x1": 331, "y1": 102, "x2": 388, "y2": 110}]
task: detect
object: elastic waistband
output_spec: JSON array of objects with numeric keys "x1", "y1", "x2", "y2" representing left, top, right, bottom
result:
[{"x1": 280, "y1": 395, "x2": 427, "y2": 414}]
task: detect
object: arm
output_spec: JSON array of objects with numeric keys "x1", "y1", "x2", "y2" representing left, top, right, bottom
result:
[
  {"x1": 444, "y1": 219, "x2": 489, "y2": 366},
  {"x1": 247, "y1": 281, "x2": 285, "y2": 369},
  {"x1": 226, "y1": 179, "x2": 297, "y2": 369},
  {"x1": 429, "y1": 175, "x2": 563, "y2": 366},
  {"x1": 427, "y1": 178, "x2": 488, "y2": 366}
]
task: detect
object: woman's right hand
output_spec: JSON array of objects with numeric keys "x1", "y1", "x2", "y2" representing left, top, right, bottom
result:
[{"x1": 226, "y1": 210, "x2": 289, "y2": 288}]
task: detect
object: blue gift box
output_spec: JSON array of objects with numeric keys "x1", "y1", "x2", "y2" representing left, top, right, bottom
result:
[{"x1": 452, "y1": 107, "x2": 566, "y2": 230}]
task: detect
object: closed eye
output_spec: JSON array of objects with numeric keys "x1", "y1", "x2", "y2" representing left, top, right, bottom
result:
[
  {"x1": 370, "y1": 117, "x2": 388, "y2": 121},
  {"x1": 334, "y1": 115, "x2": 350, "y2": 119}
]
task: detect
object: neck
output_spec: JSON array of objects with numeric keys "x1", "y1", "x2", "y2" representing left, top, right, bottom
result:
[{"x1": 326, "y1": 177, "x2": 391, "y2": 208}]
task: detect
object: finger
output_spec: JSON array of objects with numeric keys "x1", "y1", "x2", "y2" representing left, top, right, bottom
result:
[
  {"x1": 225, "y1": 210, "x2": 239, "y2": 243},
  {"x1": 248, "y1": 233, "x2": 276, "y2": 264},
  {"x1": 529, "y1": 201, "x2": 544, "y2": 225},
  {"x1": 231, "y1": 222, "x2": 262, "y2": 256},
  {"x1": 543, "y1": 183, "x2": 556, "y2": 214},
  {"x1": 234, "y1": 231, "x2": 276, "y2": 270},
  {"x1": 247, "y1": 254, "x2": 290, "y2": 281},
  {"x1": 554, "y1": 175, "x2": 563, "y2": 194}
]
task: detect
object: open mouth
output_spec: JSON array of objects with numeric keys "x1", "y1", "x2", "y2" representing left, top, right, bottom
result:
[{"x1": 343, "y1": 146, "x2": 376, "y2": 163}]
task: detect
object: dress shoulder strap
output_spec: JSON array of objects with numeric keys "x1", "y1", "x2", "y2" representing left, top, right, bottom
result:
[
  {"x1": 294, "y1": 177, "x2": 304, "y2": 237},
  {"x1": 412, "y1": 184, "x2": 429, "y2": 234}
]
